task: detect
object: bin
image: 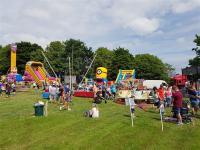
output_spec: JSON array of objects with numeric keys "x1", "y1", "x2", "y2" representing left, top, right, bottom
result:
[{"x1": 34, "y1": 103, "x2": 44, "y2": 116}]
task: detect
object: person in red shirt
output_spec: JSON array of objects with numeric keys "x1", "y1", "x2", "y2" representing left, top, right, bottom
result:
[
  {"x1": 157, "y1": 85, "x2": 165, "y2": 107},
  {"x1": 172, "y1": 85, "x2": 183, "y2": 125}
]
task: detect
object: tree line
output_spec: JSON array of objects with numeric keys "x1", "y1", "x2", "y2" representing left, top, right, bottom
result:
[{"x1": 0, "y1": 39, "x2": 175, "y2": 82}]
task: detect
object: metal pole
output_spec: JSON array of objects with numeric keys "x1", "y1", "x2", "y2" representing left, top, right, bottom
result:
[
  {"x1": 71, "y1": 46, "x2": 73, "y2": 91},
  {"x1": 41, "y1": 51, "x2": 58, "y2": 78},
  {"x1": 80, "y1": 54, "x2": 97, "y2": 85},
  {"x1": 69, "y1": 57, "x2": 71, "y2": 91}
]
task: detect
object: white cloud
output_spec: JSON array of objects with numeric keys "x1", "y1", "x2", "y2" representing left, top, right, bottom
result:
[
  {"x1": 1, "y1": 0, "x2": 200, "y2": 72},
  {"x1": 171, "y1": 0, "x2": 200, "y2": 13}
]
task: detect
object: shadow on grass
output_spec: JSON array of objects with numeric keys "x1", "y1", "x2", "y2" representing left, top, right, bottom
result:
[{"x1": 123, "y1": 114, "x2": 140, "y2": 118}]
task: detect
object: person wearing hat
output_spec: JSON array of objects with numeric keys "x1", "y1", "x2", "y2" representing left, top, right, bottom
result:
[{"x1": 49, "y1": 83, "x2": 57, "y2": 102}]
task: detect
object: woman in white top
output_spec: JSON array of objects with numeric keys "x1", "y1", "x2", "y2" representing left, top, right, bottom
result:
[{"x1": 91, "y1": 104, "x2": 99, "y2": 118}]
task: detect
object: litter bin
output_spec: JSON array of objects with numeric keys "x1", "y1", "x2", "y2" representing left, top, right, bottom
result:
[{"x1": 34, "y1": 102, "x2": 44, "y2": 116}]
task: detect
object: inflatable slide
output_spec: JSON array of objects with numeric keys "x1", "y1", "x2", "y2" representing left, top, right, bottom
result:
[{"x1": 25, "y1": 61, "x2": 55, "y2": 86}]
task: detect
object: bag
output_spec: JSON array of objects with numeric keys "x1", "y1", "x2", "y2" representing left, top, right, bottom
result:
[{"x1": 84, "y1": 110, "x2": 92, "y2": 117}]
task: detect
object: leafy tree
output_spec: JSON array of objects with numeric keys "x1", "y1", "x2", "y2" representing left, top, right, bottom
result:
[
  {"x1": 133, "y1": 54, "x2": 169, "y2": 81},
  {"x1": 0, "y1": 45, "x2": 10, "y2": 74},
  {"x1": 189, "y1": 34, "x2": 200, "y2": 66},
  {"x1": 44, "y1": 41, "x2": 65, "y2": 77},
  {"x1": 16, "y1": 41, "x2": 43, "y2": 74},
  {"x1": 110, "y1": 47, "x2": 134, "y2": 80},
  {"x1": 192, "y1": 34, "x2": 200, "y2": 56},
  {"x1": 164, "y1": 63, "x2": 175, "y2": 77},
  {"x1": 63, "y1": 39, "x2": 93, "y2": 77},
  {"x1": 189, "y1": 56, "x2": 200, "y2": 66},
  {"x1": 93, "y1": 47, "x2": 113, "y2": 79}
]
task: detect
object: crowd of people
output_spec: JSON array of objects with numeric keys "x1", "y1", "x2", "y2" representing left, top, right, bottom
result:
[
  {"x1": 150, "y1": 82, "x2": 200, "y2": 125},
  {"x1": 0, "y1": 81, "x2": 16, "y2": 97}
]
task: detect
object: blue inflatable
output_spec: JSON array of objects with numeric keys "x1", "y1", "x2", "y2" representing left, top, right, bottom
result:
[{"x1": 42, "y1": 92, "x2": 49, "y2": 99}]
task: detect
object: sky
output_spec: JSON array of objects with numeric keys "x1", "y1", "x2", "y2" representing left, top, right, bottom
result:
[{"x1": 1, "y1": 0, "x2": 200, "y2": 73}]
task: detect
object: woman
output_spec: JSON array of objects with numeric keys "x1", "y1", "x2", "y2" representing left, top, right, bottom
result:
[
  {"x1": 91, "y1": 103, "x2": 99, "y2": 118},
  {"x1": 165, "y1": 86, "x2": 172, "y2": 107},
  {"x1": 188, "y1": 85, "x2": 200, "y2": 115}
]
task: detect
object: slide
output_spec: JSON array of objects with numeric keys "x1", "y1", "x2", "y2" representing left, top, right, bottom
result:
[
  {"x1": 38, "y1": 67, "x2": 46, "y2": 79},
  {"x1": 25, "y1": 65, "x2": 41, "y2": 85},
  {"x1": 25, "y1": 61, "x2": 58, "y2": 86},
  {"x1": 34, "y1": 70, "x2": 44, "y2": 80},
  {"x1": 115, "y1": 69, "x2": 136, "y2": 83}
]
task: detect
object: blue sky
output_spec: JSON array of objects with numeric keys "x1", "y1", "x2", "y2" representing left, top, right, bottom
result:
[{"x1": 0, "y1": 0, "x2": 200, "y2": 73}]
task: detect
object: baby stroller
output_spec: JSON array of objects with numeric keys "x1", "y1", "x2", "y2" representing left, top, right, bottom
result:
[
  {"x1": 94, "y1": 91, "x2": 107, "y2": 104},
  {"x1": 172, "y1": 101, "x2": 192, "y2": 123}
]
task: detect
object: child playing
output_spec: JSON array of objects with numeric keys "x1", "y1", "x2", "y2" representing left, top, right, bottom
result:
[
  {"x1": 60, "y1": 92, "x2": 71, "y2": 111},
  {"x1": 129, "y1": 97, "x2": 137, "y2": 118}
]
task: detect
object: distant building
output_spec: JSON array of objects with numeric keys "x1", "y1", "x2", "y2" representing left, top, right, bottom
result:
[{"x1": 182, "y1": 66, "x2": 200, "y2": 81}]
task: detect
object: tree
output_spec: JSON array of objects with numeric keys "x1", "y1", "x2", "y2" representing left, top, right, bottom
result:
[
  {"x1": 93, "y1": 47, "x2": 113, "y2": 79},
  {"x1": 133, "y1": 54, "x2": 169, "y2": 81},
  {"x1": 16, "y1": 41, "x2": 43, "y2": 74},
  {"x1": 164, "y1": 63, "x2": 175, "y2": 77},
  {"x1": 189, "y1": 56, "x2": 200, "y2": 66},
  {"x1": 189, "y1": 34, "x2": 200, "y2": 66},
  {"x1": 110, "y1": 47, "x2": 134, "y2": 80},
  {"x1": 44, "y1": 41, "x2": 65, "y2": 77},
  {"x1": 63, "y1": 39, "x2": 93, "y2": 77},
  {"x1": 0, "y1": 45, "x2": 10, "y2": 74}
]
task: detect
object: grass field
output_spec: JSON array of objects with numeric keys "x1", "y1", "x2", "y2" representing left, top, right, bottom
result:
[{"x1": 0, "y1": 90, "x2": 200, "y2": 150}]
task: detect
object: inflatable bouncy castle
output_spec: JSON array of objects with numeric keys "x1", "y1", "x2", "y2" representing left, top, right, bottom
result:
[
  {"x1": 96, "y1": 67, "x2": 108, "y2": 85},
  {"x1": 25, "y1": 61, "x2": 57, "y2": 86}
]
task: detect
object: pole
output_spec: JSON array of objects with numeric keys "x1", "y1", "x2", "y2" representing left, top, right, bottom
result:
[
  {"x1": 69, "y1": 57, "x2": 71, "y2": 91},
  {"x1": 41, "y1": 51, "x2": 58, "y2": 78},
  {"x1": 130, "y1": 106, "x2": 134, "y2": 127},
  {"x1": 160, "y1": 104, "x2": 164, "y2": 131},
  {"x1": 80, "y1": 54, "x2": 97, "y2": 85},
  {"x1": 71, "y1": 46, "x2": 73, "y2": 77}
]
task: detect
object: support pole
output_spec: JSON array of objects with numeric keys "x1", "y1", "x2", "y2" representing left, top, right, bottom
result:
[
  {"x1": 69, "y1": 57, "x2": 72, "y2": 91},
  {"x1": 80, "y1": 54, "x2": 97, "y2": 85},
  {"x1": 41, "y1": 51, "x2": 58, "y2": 78}
]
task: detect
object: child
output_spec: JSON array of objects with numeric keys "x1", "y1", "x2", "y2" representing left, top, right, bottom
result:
[
  {"x1": 60, "y1": 92, "x2": 71, "y2": 111},
  {"x1": 0, "y1": 81, "x2": 2, "y2": 96},
  {"x1": 11, "y1": 82, "x2": 16, "y2": 95},
  {"x1": 6, "y1": 83, "x2": 11, "y2": 98},
  {"x1": 129, "y1": 97, "x2": 137, "y2": 118}
]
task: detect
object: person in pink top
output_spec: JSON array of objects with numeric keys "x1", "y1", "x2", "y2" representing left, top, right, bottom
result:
[
  {"x1": 165, "y1": 86, "x2": 172, "y2": 107},
  {"x1": 93, "y1": 83, "x2": 98, "y2": 98}
]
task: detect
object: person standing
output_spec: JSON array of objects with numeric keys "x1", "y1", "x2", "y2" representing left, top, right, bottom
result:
[
  {"x1": 49, "y1": 83, "x2": 57, "y2": 103},
  {"x1": 172, "y1": 85, "x2": 183, "y2": 125},
  {"x1": 6, "y1": 82, "x2": 11, "y2": 98},
  {"x1": 165, "y1": 86, "x2": 172, "y2": 107},
  {"x1": 110, "y1": 83, "x2": 117, "y2": 99},
  {"x1": 188, "y1": 84, "x2": 200, "y2": 115},
  {"x1": 158, "y1": 84, "x2": 165, "y2": 107}
]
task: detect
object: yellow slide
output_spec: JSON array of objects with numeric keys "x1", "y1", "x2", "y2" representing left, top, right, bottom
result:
[
  {"x1": 25, "y1": 65, "x2": 42, "y2": 86},
  {"x1": 38, "y1": 67, "x2": 46, "y2": 80}
]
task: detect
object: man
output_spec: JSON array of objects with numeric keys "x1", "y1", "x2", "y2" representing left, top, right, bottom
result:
[{"x1": 172, "y1": 85, "x2": 183, "y2": 125}]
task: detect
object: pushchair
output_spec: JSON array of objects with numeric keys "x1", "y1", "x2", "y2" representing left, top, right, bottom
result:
[
  {"x1": 172, "y1": 101, "x2": 192, "y2": 123},
  {"x1": 94, "y1": 91, "x2": 107, "y2": 104}
]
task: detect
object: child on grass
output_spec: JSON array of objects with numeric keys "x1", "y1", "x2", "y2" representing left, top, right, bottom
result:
[{"x1": 129, "y1": 96, "x2": 137, "y2": 118}]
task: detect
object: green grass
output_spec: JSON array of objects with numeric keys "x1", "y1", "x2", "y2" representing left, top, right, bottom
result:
[{"x1": 0, "y1": 91, "x2": 200, "y2": 150}]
